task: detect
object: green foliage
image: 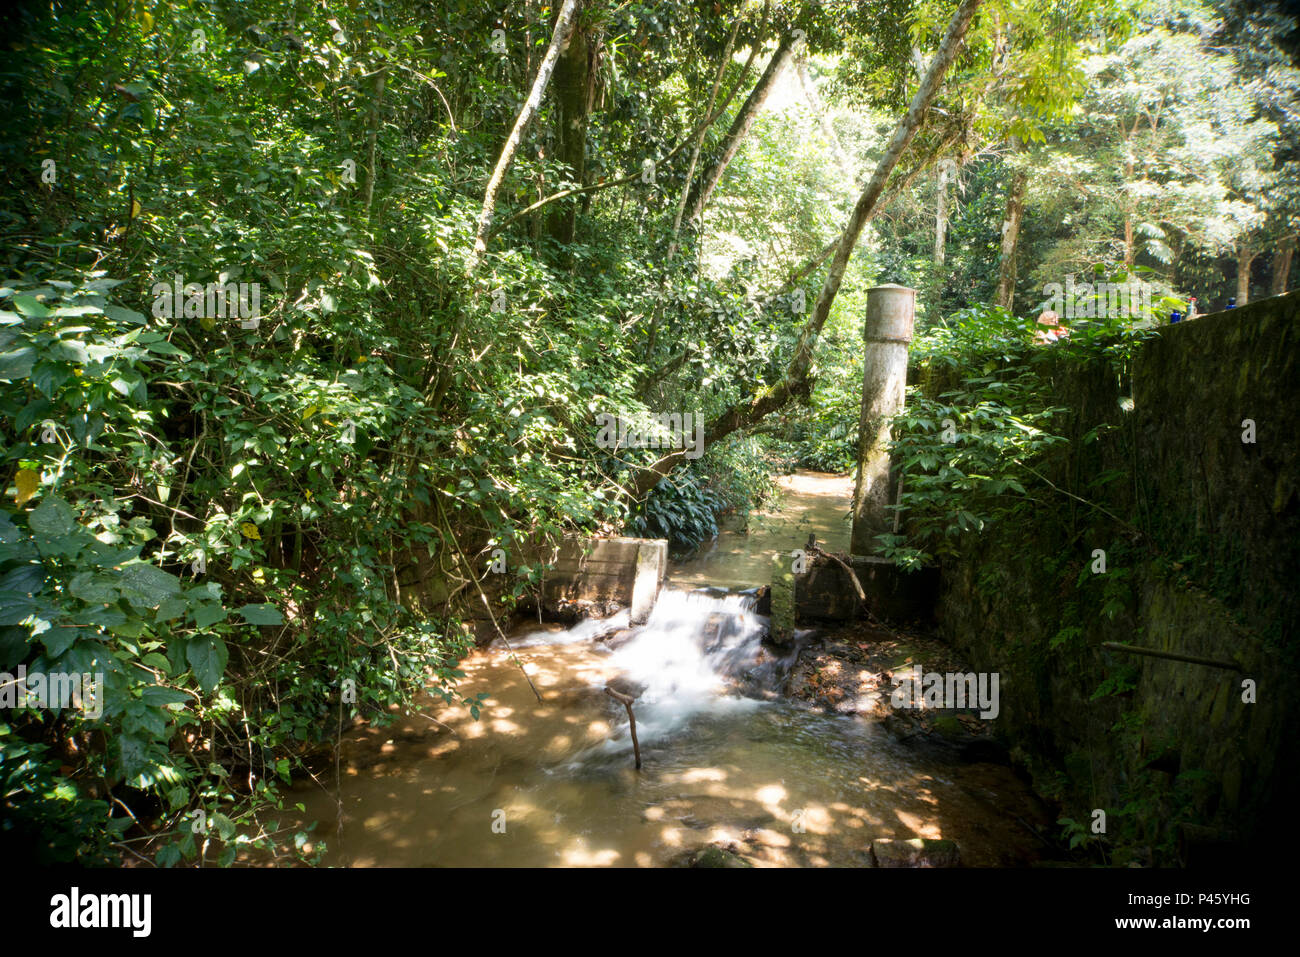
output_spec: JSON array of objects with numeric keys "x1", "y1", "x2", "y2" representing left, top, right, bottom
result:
[
  {"x1": 1090, "y1": 662, "x2": 1139, "y2": 700},
  {"x1": 0, "y1": 727, "x2": 120, "y2": 864},
  {"x1": 1057, "y1": 815, "x2": 1105, "y2": 854},
  {"x1": 877, "y1": 305, "x2": 1067, "y2": 566},
  {"x1": 0, "y1": 0, "x2": 1286, "y2": 869},
  {"x1": 877, "y1": 295, "x2": 1159, "y2": 568},
  {"x1": 631, "y1": 472, "x2": 727, "y2": 552}
]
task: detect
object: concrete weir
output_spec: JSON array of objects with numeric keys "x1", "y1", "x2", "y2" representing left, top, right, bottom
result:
[
  {"x1": 542, "y1": 536, "x2": 668, "y2": 624},
  {"x1": 797, "y1": 555, "x2": 937, "y2": 625}
]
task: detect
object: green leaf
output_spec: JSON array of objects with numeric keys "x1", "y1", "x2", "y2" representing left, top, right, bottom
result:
[
  {"x1": 12, "y1": 296, "x2": 49, "y2": 318},
  {"x1": 0, "y1": 346, "x2": 35, "y2": 379},
  {"x1": 118, "y1": 561, "x2": 182, "y2": 608},
  {"x1": 103, "y1": 305, "x2": 147, "y2": 325},
  {"x1": 156, "y1": 597, "x2": 188, "y2": 621},
  {"x1": 40, "y1": 627, "x2": 80, "y2": 657},
  {"x1": 143, "y1": 339, "x2": 188, "y2": 357},
  {"x1": 50, "y1": 340, "x2": 90, "y2": 363},
  {"x1": 236, "y1": 603, "x2": 283, "y2": 625},
  {"x1": 0, "y1": 563, "x2": 43, "y2": 598},
  {"x1": 140, "y1": 685, "x2": 192, "y2": 707},
  {"x1": 0, "y1": 625, "x2": 29, "y2": 668},
  {"x1": 211, "y1": 811, "x2": 236, "y2": 841},
  {"x1": 69, "y1": 571, "x2": 119, "y2": 604},
  {"x1": 186, "y1": 635, "x2": 228, "y2": 692},
  {"x1": 193, "y1": 603, "x2": 227, "y2": 630},
  {"x1": 27, "y1": 495, "x2": 78, "y2": 541}
]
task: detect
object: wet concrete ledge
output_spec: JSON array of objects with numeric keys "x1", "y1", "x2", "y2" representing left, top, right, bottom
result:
[{"x1": 538, "y1": 536, "x2": 668, "y2": 624}]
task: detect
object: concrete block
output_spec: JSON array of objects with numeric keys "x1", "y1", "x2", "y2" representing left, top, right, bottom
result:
[
  {"x1": 795, "y1": 554, "x2": 938, "y2": 625},
  {"x1": 536, "y1": 536, "x2": 667, "y2": 618},
  {"x1": 631, "y1": 540, "x2": 666, "y2": 624}
]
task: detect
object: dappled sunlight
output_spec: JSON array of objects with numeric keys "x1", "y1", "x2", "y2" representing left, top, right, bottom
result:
[
  {"x1": 281, "y1": 474, "x2": 1050, "y2": 867},
  {"x1": 560, "y1": 843, "x2": 622, "y2": 867},
  {"x1": 755, "y1": 783, "x2": 787, "y2": 805},
  {"x1": 894, "y1": 809, "x2": 943, "y2": 840},
  {"x1": 798, "y1": 805, "x2": 834, "y2": 835}
]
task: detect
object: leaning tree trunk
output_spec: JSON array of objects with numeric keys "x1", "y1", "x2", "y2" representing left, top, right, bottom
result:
[
  {"x1": 995, "y1": 161, "x2": 1027, "y2": 310},
  {"x1": 1270, "y1": 237, "x2": 1293, "y2": 296},
  {"x1": 670, "y1": 17, "x2": 742, "y2": 243},
  {"x1": 630, "y1": 0, "x2": 986, "y2": 497},
  {"x1": 473, "y1": 0, "x2": 580, "y2": 261},
  {"x1": 681, "y1": 33, "x2": 795, "y2": 229},
  {"x1": 364, "y1": 68, "x2": 386, "y2": 230},
  {"x1": 1237, "y1": 245, "x2": 1257, "y2": 305}
]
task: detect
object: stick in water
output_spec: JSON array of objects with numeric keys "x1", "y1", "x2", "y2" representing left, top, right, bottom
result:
[{"x1": 605, "y1": 686, "x2": 642, "y2": 770}]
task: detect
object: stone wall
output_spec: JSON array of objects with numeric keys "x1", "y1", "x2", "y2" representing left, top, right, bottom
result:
[{"x1": 931, "y1": 292, "x2": 1299, "y2": 862}]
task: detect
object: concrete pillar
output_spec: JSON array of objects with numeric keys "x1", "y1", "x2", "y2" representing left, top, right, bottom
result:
[
  {"x1": 850, "y1": 284, "x2": 916, "y2": 556},
  {"x1": 630, "y1": 540, "x2": 667, "y2": 624}
]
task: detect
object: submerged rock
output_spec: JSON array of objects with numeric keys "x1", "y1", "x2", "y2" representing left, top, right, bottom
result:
[
  {"x1": 598, "y1": 628, "x2": 639, "y2": 650},
  {"x1": 682, "y1": 844, "x2": 755, "y2": 868},
  {"x1": 870, "y1": 838, "x2": 961, "y2": 868}
]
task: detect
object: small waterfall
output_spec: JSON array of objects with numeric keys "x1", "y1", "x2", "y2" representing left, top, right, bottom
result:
[
  {"x1": 612, "y1": 589, "x2": 784, "y2": 693},
  {"x1": 584, "y1": 588, "x2": 799, "y2": 749}
]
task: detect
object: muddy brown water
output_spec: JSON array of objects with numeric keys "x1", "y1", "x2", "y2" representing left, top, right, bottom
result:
[{"x1": 288, "y1": 471, "x2": 1049, "y2": 867}]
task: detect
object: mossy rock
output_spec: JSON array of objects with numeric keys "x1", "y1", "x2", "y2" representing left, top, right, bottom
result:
[
  {"x1": 687, "y1": 844, "x2": 754, "y2": 868},
  {"x1": 932, "y1": 714, "x2": 964, "y2": 738},
  {"x1": 768, "y1": 553, "x2": 795, "y2": 646}
]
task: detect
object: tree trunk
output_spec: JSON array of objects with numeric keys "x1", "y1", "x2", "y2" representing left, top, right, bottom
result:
[
  {"x1": 681, "y1": 33, "x2": 795, "y2": 229},
  {"x1": 1237, "y1": 245, "x2": 1256, "y2": 305},
  {"x1": 472, "y1": 0, "x2": 580, "y2": 261},
  {"x1": 364, "y1": 68, "x2": 386, "y2": 230},
  {"x1": 1271, "y1": 237, "x2": 1294, "y2": 296},
  {"x1": 934, "y1": 157, "x2": 954, "y2": 266},
  {"x1": 1123, "y1": 150, "x2": 1136, "y2": 270},
  {"x1": 995, "y1": 165, "x2": 1027, "y2": 310},
  {"x1": 671, "y1": 18, "x2": 741, "y2": 237},
  {"x1": 630, "y1": 0, "x2": 985, "y2": 497},
  {"x1": 548, "y1": 11, "x2": 597, "y2": 244}
]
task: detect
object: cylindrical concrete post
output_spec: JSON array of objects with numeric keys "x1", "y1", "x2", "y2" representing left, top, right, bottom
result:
[{"x1": 850, "y1": 284, "x2": 916, "y2": 556}]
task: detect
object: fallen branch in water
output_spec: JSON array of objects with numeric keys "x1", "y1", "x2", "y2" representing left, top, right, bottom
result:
[
  {"x1": 805, "y1": 536, "x2": 889, "y2": 628},
  {"x1": 604, "y1": 686, "x2": 642, "y2": 770},
  {"x1": 807, "y1": 539, "x2": 866, "y2": 601}
]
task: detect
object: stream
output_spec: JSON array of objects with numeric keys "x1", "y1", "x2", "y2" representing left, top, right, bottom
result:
[{"x1": 290, "y1": 471, "x2": 1048, "y2": 867}]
